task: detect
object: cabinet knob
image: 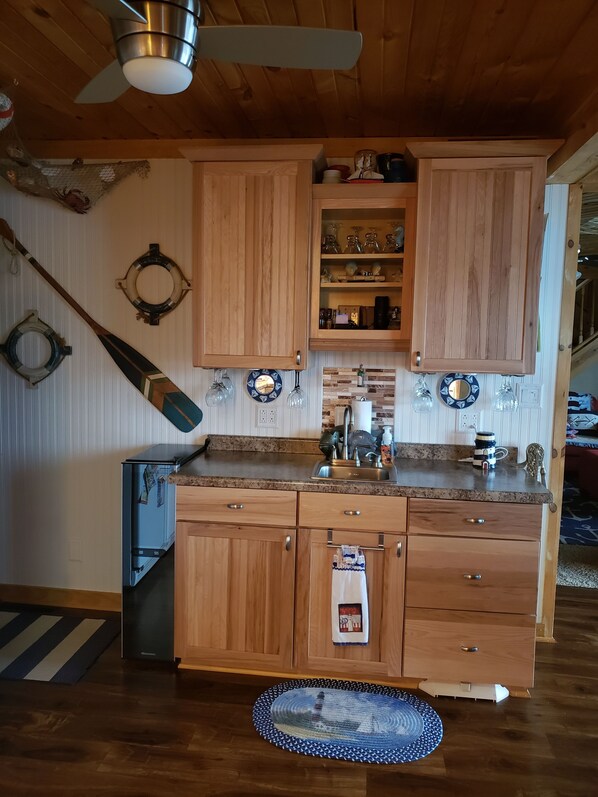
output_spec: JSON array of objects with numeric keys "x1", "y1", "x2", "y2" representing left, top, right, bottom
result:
[
  {"x1": 296, "y1": 350, "x2": 302, "y2": 366},
  {"x1": 226, "y1": 503, "x2": 245, "y2": 510},
  {"x1": 460, "y1": 645, "x2": 479, "y2": 653},
  {"x1": 285, "y1": 535, "x2": 292, "y2": 551},
  {"x1": 414, "y1": 351, "x2": 421, "y2": 367},
  {"x1": 463, "y1": 573, "x2": 482, "y2": 580},
  {"x1": 343, "y1": 509, "x2": 361, "y2": 516},
  {"x1": 464, "y1": 517, "x2": 485, "y2": 524}
]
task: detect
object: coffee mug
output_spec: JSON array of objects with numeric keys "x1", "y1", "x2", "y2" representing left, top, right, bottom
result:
[{"x1": 473, "y1": 431, "x2": 508, "y2": 469}]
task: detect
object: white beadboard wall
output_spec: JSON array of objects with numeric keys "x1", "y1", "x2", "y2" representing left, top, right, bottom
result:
[{"x1": 0, "y1": 163, "x2": 568, "y2": 594}]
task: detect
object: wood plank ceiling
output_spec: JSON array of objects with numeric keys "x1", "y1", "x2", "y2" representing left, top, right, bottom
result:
[{"x1": 0, "y1": 0, "x2": 597, "y2": 146}]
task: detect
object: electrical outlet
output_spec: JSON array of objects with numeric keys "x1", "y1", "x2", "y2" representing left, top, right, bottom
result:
[
  {"x1": 518, "y1": 384, "x2": 542, "y2": 409},
  {"x1": 256, "y1": 405, "x2": 279, "y2": 428},
  {"x1": 457, "y1": 411, "x2": 480, "y2": 433}
]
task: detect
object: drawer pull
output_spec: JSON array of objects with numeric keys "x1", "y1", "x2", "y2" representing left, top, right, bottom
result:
[
  {"x1": 226, "y1": 503, "x2": 245, "y2": 510},
  {"x1": 463, "y1": 573, "x2": 482, "y2": 581},
  {"x1": 343, "y1": 509, "x2": 361, "y2": 516},
  {"x1": 285, "y1": 535, "x2": 292, "y2": 551},
  {"x1": 464, "y1": 517, "x2": 485, "y2": 524},
  {"x1": 460, "y1": 646, "x2": 479, "y2": 653}
]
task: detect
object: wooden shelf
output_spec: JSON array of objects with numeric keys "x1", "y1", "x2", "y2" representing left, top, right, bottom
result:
[
  {"x1": 321, "y1": 253, "x2": 404, "y2": 261},
  {"x1": 320, "y1": 281, "x2": 403, "y2": 290}
]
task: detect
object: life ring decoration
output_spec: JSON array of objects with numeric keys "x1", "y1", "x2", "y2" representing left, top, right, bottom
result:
[
  {"x1": 116, "y1": 243, "x2": 191, "y2": 326},
  {"x1": 0, "y1": 310, "x2": 72, "y2": 388}
]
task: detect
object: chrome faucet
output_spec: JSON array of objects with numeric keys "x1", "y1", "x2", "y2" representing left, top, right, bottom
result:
[{"x1": 342, "y1": 405, "x2": 352, "y2": 460}]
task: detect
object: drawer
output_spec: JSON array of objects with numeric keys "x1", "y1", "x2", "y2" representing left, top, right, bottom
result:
[
  {"x1": 406, "y1": 536, "x2": 539, "y2": 614},
  {"x1": 403, "y1": 608, "x2": 536, "y2": 687},
  {"x1": 409, "y1": 499, "x2": 542, "y2": 541},
  {"x1": 176, "y1": 486, "x2": 297, "y2": 527},
  {"x1": 299, "y1": 492, "x2": 407, "y2": 532}
]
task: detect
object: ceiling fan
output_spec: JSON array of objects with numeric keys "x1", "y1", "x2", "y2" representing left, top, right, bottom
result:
[{"x1": 77, "y1": 0, "x2": 363, "y2": 103}]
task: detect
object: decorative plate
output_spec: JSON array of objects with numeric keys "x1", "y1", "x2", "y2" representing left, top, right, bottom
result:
[
  {"x1": 438, "y1": 372, "x2": 480, "y2": 409},
  {"x1": 246, "y1": 369, "x2": 283, "y2": 403}
]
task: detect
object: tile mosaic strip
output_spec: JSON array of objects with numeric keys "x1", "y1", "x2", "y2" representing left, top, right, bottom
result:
[{"x1": 322, "y1": 367, "x2": 396, "y2": 433}]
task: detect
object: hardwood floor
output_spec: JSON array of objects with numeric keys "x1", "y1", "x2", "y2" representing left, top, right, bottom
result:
[{"x1": 0, "y1": 586, "x2": 596, "y2": 797}]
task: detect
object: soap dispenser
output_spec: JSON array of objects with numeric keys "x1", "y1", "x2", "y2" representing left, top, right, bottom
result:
[{"x1": 381, "y1": 425, "x2": 394, "y2": 466}]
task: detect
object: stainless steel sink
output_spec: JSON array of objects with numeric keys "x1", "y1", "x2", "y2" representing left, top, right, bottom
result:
[{"x1": 311, "y1": 459, "x2": 398, "y2": 482}]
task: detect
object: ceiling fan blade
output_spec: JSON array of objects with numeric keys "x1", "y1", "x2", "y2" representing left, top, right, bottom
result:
[
  {"x1": 76, "y1": 60, "x2": 131, "y2": 103},
  {"x1": 87, "y1": 0, "x2": 147, "y2": 22},
  {"x1": 197, "y1": 26, "x2": 363, "y2": 70}
]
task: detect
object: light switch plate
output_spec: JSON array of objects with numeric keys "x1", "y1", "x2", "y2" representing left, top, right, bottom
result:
[{"x1": 518, "y1": 384, "x2": 542, "y2": 409}]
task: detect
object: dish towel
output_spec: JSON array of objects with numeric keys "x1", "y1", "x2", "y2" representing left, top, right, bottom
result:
[{"x1": 331, "y1": 545, "x2": 369, "y2": 645}]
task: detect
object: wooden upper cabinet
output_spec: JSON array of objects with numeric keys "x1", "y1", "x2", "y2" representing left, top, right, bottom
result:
[
  {"x1": 409, "y1": 154, "x2": 546, "y2": 374},
  {"x1": 189, "y1": 151, "x2": 318, "y2": 370}
]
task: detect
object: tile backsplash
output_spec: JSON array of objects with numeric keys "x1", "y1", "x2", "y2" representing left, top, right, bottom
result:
[{"x1": 321, "y1": 367, "x2": 396, "y2": 432}]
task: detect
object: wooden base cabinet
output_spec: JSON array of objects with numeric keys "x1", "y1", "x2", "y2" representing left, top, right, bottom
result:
[
  {"x1": 175, "y1": 521, "x2": 296, "y2": 672},
  {"x1": 175, "y1": 486, "x2": 298, "y2": 672},
  {"x1": 295, "y1": 528, "x2": 406, "y2": 679}
]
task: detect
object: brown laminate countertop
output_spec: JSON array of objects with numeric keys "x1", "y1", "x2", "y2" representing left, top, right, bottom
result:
[{"x1": 171, "y1": 438, "x2": 552, "y2": 504}]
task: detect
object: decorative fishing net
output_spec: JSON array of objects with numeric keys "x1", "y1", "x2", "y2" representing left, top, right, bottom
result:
[{"x1": 0, "y1": 92, "x2": 150, "y2": 214}]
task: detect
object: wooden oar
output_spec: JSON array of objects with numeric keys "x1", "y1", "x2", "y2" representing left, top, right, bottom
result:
[{"x1": 0, "y1": 219, "x2": 203, "y2": 433}]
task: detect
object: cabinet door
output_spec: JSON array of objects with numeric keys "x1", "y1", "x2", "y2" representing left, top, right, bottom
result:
[
  {"x1": 295, "y1": 528, "x2": 406, "y2": 679},
  {"x1": 411, "y1": 156, "x2": 545, "y2": 374},
  {"x1": 175, "y1": 522, "x2": 295, "y2": 672},
  {"x1": 192, "y1": 160, "x2": 311, "y2": 369}
]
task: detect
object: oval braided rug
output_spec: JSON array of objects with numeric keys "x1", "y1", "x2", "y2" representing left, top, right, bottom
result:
[{"x1": 252, "y1": 678, "x2": 443, "y2": 764}]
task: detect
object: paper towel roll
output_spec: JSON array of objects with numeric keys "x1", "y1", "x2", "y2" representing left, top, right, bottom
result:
[{"x1": 352, "y1": 400, "x2": 372, "y2": 433}]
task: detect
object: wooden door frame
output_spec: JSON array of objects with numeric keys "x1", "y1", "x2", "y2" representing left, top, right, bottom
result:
[{"x1": 539, "y1": 183, "x2": 583, "y2": 639}]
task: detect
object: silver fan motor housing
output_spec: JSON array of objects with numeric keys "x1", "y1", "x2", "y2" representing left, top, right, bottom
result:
[{"x1": 111, "y1": 0, "x2": 202, "y2": 72}]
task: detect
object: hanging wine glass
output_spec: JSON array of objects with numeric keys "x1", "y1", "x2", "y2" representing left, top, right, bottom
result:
[
  {"x1": 493, "y1": 375, "x2": 519, "y2": 412},
  {"x1": 412, "y1": 374, "x2": 434, "y2": 413},
  {"x1": 287, "y1": 370, "x2": 306, "y2": 409},
  {"x1": 220, "y1": 369, "x2": 234, "y2": 400},
  {"x1": 205, "y1": 368, "x2": 226, "y2": 407}
]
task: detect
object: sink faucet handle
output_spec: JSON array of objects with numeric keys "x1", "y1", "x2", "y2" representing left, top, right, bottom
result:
[
  {"x1": 353, "y1": 447, "x2": 361, "y2": 466},
  {"x1": 366, "y1": 451, "x2": 383, "y2": 468}
]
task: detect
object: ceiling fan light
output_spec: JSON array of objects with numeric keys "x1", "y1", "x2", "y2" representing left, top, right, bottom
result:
[{"x1": 122, "y1": 56, "x2": 193, "y2": 94}]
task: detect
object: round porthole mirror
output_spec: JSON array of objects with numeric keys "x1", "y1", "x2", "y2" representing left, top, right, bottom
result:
[
  {"x1": 246, "y1": 369, "x2": 283, "y2": 402},
  {"x1": 439, "y1": 373, "x2": 480, "y2": 409}
]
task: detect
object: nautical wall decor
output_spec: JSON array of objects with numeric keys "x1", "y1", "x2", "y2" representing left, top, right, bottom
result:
[
  {"x1": 0, "y1": 310, "x2": 72, "y2": 387},
  {"x1": 116, "y1": 243, "x2": 191, "y2": 325},
  {"x1": 0, "y1": 219, "x2": 202, "y2": 432},
  {"x1": 438, "y1": 373, "x2": 480, "y2": 409},
  {"x1": 246, "y1": 370, "x2": 283, "y2": 402}
]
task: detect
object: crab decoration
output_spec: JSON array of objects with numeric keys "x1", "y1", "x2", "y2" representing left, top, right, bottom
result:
[{"x1": 53, "y1": 187, "x2": 92, "y2": 214}]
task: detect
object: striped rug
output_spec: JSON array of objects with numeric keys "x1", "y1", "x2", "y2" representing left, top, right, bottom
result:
[{"x1": 0, "y1": 609, "x2": 120, "y2": 684}]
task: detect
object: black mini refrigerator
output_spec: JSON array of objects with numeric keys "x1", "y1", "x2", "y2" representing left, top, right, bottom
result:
[{"x1": 121, "y1": 443, "x2": 206, "y2": 661}]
